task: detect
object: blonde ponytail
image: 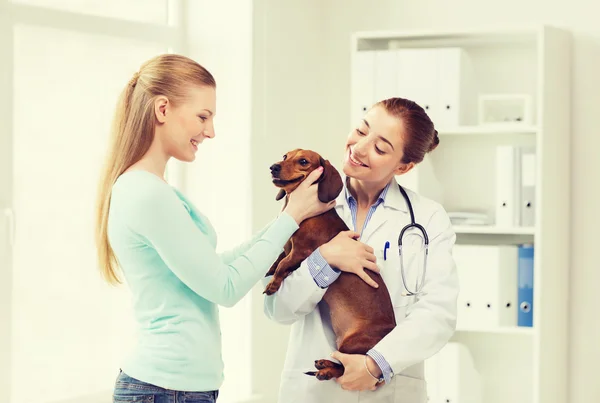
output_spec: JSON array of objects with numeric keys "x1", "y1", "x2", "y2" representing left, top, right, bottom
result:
[{"x1": 95, "y1": 54, "x2": 216, "y2": 285}]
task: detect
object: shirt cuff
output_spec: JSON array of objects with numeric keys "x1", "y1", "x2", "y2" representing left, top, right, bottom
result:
[
  {"x1": 306, "y1": 248, "x2": 340, "y2": 288},
  {"x1": 367, "y1": 349, "x2": 393, "y2": 384}
]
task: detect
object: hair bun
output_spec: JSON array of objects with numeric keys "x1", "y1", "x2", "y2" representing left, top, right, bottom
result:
[{"x1": 428, "y1": 129, "x2": 440, "y2": 152}]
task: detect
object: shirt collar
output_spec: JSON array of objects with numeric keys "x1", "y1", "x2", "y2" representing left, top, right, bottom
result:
[{"x1": 342, "y1": 176, "x2": 406, "y2": 211}]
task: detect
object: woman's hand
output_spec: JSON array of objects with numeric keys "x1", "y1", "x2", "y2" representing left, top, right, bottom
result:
[
  {"x1": 331, "y1": 351, "x2": 383, "y2": 391},
  {"x1": 284, "y1": 167, "x2": 336, "y2": 224},
  {"x1": 319, "y1": 231, "x2": 380, "y2": 288}
]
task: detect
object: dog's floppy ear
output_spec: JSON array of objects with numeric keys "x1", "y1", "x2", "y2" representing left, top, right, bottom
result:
[
  {"x1": 275, "y1": 189, "x2": 286, "y2": 201},
  {"x1": 317, "y1": 157, "x2": 343, "y2": 203}
]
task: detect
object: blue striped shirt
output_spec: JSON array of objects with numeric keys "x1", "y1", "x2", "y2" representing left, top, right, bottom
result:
[{"x1": 306, "y1": 180, "x2": 394, "y2": 383}]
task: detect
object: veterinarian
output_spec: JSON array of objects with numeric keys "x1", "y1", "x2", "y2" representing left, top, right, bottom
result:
[
  {"x1": 95, "y1": 54, "x2": 335, "y2": 403},
  {"x1": 263, "y1": 97, "x2": 459, "y2": 403}
]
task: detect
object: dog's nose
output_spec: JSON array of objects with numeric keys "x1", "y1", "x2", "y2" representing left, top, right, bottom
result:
[{"x1": 270, "y1": 164, "x2": 281, "y2": 174}]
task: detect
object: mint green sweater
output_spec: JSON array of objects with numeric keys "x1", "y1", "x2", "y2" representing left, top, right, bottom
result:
[{"x1": 107, "y1": 170, "x2": 298, "y2": 391}]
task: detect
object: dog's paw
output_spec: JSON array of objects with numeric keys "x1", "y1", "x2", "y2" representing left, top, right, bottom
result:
[
  {"x1": 307, "y1": 360, "x2": 344, "y2": 381},
  {"x1": 263, "y1": 280, "x2": 281, "y2": 295},
  {"x1": 315, "y1": 368, "x2": 338, "y2": 381},
  {"x1": 314, "y1": 359, "x2": 337, "y2": 370}
]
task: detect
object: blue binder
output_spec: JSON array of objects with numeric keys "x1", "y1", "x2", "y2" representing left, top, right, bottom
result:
[{"x1": 518, "y1": 244, "x2": 534, "y2": 327}]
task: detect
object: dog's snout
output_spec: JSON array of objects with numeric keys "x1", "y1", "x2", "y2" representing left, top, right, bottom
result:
[{"x1": 270, "y1": 164, "x2": 281, "y2": 174}]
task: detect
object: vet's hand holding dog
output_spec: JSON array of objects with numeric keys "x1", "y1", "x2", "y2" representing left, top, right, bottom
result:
[
  {"x1": 331, "y1": 350, "x2": 383, "y2": 391},
  {"x1": 320, "y1": 231, "x2": 380, "y2": 289},
  {"x1": 263, "y1": 98, "x2": 459, "y2": 403}
]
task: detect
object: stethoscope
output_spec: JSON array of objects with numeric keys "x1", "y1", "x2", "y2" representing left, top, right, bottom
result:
[{"x1": 383, "y1": 185, "x2": 429, "y2": 296}]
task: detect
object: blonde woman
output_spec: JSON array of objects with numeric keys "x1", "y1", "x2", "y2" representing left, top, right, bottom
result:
[{"x1": 95, "y1": 54, "x2": 338, "y2": 403}]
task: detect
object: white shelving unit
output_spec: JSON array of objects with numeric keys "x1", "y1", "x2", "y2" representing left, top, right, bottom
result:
[
  {"x1": 456, "y1": 326, "x2": 534, "y2": 336},
  {"x1": 439, "y1": 125, "x2": 539, "y2": 136},
  {"x1": 350, "y1": 26, "x2": 570, "y2": 403},
  {"x1": 453, "y1": 225, "x2": 536, "y2": 235}
]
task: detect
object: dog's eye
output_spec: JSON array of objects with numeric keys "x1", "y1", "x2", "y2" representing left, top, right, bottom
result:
[
  {"x1": 299, "y1": 159, "x2": 308, "y2": 166},
  {"x1": 282, "y1": 155, "x2": 287, "y2": 160}
]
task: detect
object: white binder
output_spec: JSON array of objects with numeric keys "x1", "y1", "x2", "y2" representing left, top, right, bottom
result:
[
  {"x1": 480, "y1": 245, "x2": 518, "y2": 327},
  {"x1": 453, "y1": 245, "x2": 486, "y2": 329},
  {"x1": 352, "y1": 47, "x2": 474, "y2": 128},
  {"x1": 520, "y1": 148, "x2": 536, "y2": 227},
  {"x1": 396, "y1": 48, "x2": 439, "y2": 122},
  {"x1": 425, "y1": 342, "x2": 482, "y2": 403},
  {"x1": 350, "y1": 50, "x2": 376, "y2": 125},
  {"x1": 454, "y1": 245, "x2": 519, "y2": 329},
  {"x1": 495, "y1": 145, "x2": 521, "y2": 227},
  {"x1": 438, "y1": 47, "x2": 476, "y2": 127}
]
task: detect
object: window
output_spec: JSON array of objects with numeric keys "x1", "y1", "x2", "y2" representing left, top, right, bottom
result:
[
  {"x1": 1, "y1": 1, "x2": 253, "y2": 402},
  {"x1": 11, "y1": 23, "x2": 166, "y2": 402}
]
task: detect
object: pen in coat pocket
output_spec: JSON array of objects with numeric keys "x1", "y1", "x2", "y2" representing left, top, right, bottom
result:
[{"x1": 383, "y1": 241, "x2": 390, "y2": 261}]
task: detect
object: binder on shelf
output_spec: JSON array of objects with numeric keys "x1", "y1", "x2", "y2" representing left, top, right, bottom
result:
[
  {"x1": 396, "y1": 48, "x2": 440, "y2": 124},
  {"x1": 453, "y1": 245, "x2": 483, "y2": 330},
  {"x1": 453, "y1": 245, "x2": 518, "y2": 329},
  {"x1": 520, "y1": 148, "x2": 536, "y2": 227},
  {"x1": 425, "y1": 342, "x2": 482, "y2": 403},
  {"x1": 352, "y1": 46, "x2": 475, "y2": 128},
  {"x1": 482, "y1": 245, "x2": 519, "y2": 328},
  {"x1": 435, "y1": 47, "x2": 476, "y2": 127},
  {"x1": 495, "y1": 145, "x2": 521, "y2": 227},
  {"x1": 518, "y1": 244, "x2": 534, "y2": 327}
]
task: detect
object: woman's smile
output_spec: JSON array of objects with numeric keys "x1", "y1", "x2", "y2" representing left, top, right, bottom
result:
[{"x1": 347, "y1": 147, "x2": 369, "y2": 168}]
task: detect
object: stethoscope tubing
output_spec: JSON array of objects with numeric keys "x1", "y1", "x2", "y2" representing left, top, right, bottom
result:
[{"x1": 397, "y1": 185, "x2": 429, "y2": 296}]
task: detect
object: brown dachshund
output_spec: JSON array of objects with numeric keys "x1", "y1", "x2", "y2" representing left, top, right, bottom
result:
[{"x1": 264, "y1": 149, "x2": 396, "y2": 381}]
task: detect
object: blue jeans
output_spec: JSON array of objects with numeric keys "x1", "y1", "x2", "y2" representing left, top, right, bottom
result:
[{"x1": 113, "y1": 370, "x2": 219, "y2": 403}]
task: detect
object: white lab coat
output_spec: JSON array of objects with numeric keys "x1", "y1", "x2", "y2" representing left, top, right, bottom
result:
[{"x1": 263, "y1": 179, "x2": 459, "y2": 403}]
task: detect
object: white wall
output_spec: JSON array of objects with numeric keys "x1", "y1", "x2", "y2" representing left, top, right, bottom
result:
[
  {"x1": 8, "y1": 25, "x2": 163, "y2": 403},
  {"x1": 250, "y1": 1, "x2": 330, "y2": 402},
  {"x1": 251, "y1": 1, "x2": 600, "y2": 402},
  {"x1": 0, "y1": 3, "x2": 13, "y2": 402},
  {"x1": 184, "y1": 1, "x2": 254, "y2": 402}
]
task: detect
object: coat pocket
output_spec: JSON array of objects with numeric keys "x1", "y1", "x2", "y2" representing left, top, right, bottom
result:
[
  {"x1": 392, "y1": 295, "x2": 414, "y2": 323},
  {"x1": 277, "y1": 371, "x2": 312, "y2": 403},
  {"x1": 393, "y1": 375, "x2": 427, "y2": 403}
]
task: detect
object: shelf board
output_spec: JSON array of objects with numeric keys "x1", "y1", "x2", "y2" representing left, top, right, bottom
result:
[
  {"x1": 353, "y1": 25, "x2": 542, "y2": 41},
  {"x1": 438, "y1": 124, "x2": 538, "y2": 136},
  {"x1": 456, "y1": 326, "x2": 534, "y2": 335},
  {"x1": 353, "y1": 26, "x2": 542, "y2": 48},
  {"x1": 453, "y1": 225, "x2": 535, "y2": 235}
]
